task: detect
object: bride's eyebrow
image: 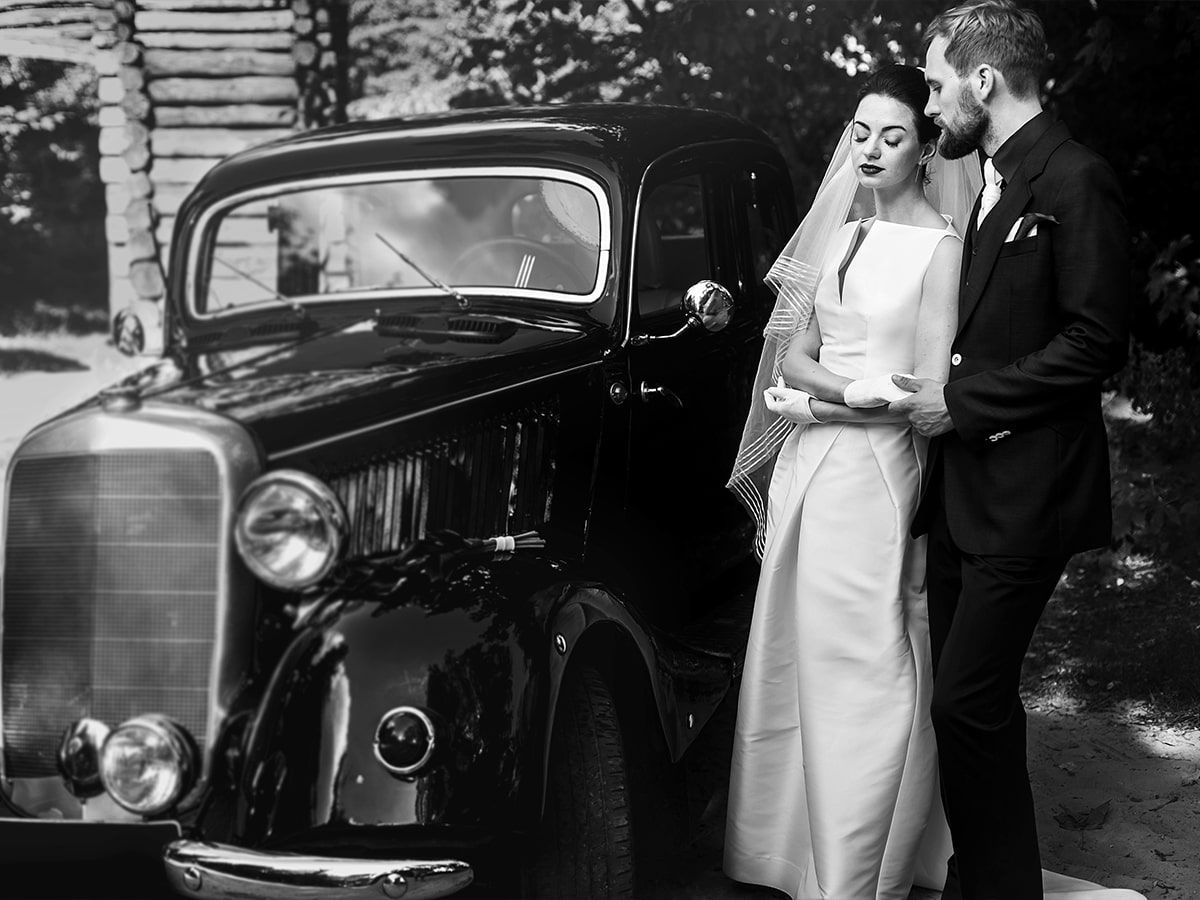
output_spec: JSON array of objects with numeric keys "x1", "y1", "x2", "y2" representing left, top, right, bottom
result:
[{"x1": 853, "y1": 120, "x2": 908, "y2": 133}]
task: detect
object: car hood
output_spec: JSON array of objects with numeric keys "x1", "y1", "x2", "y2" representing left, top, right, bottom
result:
[{"x1": 104, "y1": 318, "x2": 606, "y2": 458}]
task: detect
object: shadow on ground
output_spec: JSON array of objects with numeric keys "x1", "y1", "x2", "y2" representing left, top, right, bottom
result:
[{"x1": 0, "y1": 348, "x2": 89, "y2": 374}]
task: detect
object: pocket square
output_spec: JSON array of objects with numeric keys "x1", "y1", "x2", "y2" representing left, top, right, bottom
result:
[{"x1": 1005, "y1": 212, "x2": 1060, "y2": 242}]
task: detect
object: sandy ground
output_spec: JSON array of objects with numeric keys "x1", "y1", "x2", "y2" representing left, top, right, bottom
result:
[{"x1": 1, "y1": 336, "x2": 1198, "y2": 899}]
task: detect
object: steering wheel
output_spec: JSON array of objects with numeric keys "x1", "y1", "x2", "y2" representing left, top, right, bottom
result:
[{"x1": 449, "y1": 237, "x2": 588, "y2": 294}]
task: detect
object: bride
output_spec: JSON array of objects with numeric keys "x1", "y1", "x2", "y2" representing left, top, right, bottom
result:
[{"x1": 724, "y1": 65, "x2": 1145, "y2": 900}]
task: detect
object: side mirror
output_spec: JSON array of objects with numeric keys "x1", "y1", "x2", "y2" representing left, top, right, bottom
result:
[
  {"x1": 112, "y1": 301, "x2": 163, "y2": 357},
  {"x1": 681, "y1": 279, "x2": 734, "y2": 333},
  {"x1": 630, "y1": 279, "x2": 735, "y2": 347}
]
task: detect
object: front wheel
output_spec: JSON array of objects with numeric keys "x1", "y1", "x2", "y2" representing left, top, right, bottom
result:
[{"x1": 525, "y1": 665, "x2": 635, "y2": 898}]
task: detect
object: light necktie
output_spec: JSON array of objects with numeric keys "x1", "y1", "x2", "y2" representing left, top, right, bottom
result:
[{"x1": 976, "y1": 157, "x2": 1004, "y2": 228}]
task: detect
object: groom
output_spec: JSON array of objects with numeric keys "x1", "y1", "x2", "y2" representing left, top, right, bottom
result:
[{"x1": 891, "y1": 1, "x2": 1130, "y2": 898}]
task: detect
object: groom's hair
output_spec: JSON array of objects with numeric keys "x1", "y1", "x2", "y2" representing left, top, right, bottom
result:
[{"x1": 925, "y1": 0, "x2": 1046, "y2": 100}]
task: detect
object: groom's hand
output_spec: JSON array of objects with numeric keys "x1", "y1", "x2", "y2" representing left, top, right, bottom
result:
[{"x1": 889, "y1": 375, "x2": 955, "y2": 437}]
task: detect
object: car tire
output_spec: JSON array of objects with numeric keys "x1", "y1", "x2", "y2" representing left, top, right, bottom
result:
[{"x1": 525, "y1": 665, "x2": 635, "y2": 898}]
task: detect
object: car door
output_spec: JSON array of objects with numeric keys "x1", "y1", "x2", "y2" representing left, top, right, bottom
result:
[{"x1": 622, "y1": 151, "x2": 776, "y2": 612}]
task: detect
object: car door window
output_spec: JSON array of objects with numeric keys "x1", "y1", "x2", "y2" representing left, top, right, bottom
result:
[{"x1": 635, "y1": 174, "x2": 712, "y2": 319}]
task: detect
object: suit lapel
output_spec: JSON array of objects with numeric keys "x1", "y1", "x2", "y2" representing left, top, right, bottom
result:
[{"x1": 956, "y1": 119, "x2": 1072, "y2": 336}]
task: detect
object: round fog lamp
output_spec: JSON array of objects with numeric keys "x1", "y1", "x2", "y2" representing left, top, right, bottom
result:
[
  {"x1": 374, "y1": 707, "x2": 436, "y2": 776},
  {"x1": 234, "y1": 470, "x2": 347, "y2": 590},
  {"x1": 99, "y1": 716, "x2": 196, "y2": 816}
]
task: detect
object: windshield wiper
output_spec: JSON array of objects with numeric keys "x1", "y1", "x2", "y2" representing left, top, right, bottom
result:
[
  {"x1": 211, "y1": 255, "x2": 309, "y2": 319},
  {"x1": 374, "y1": 232, "x2": 470, "y2": 310}
]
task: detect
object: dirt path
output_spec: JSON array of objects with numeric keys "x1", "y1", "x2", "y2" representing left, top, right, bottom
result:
[{"x1": 1029, "y1": 694, "x2": 1200, "y2": 899}]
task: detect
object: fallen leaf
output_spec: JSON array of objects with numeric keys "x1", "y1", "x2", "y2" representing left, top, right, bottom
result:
[{"x1": 1052, "y1": 799, "x2": 1112, "y2": 830}]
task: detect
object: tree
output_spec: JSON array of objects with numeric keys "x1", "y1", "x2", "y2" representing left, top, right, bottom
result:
[
  {"x1": 444, "y1": 0, "x2": 942, "y2": 205},
  {"x1": 0, "y1": 57, "x2": 105, "y2": 333}
]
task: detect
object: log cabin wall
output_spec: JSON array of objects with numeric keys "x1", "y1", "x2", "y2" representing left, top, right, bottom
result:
[{"x1": 0, "y1": 0, "x2": 348, "y2": 329}]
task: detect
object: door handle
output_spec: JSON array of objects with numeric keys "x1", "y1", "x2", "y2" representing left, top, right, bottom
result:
[{"x1": 639, "y1": 381, "x2": 683, "y2": 408}]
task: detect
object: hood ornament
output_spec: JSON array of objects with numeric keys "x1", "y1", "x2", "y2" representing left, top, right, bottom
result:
[{"x1": 99, "y1": 384, "x2": 143, "y2": 413}]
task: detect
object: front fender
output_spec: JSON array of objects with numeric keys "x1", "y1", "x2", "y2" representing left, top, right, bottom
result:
[
  {"x1": 235, "y1": 560, "x2": 555, "y2": 850},
  {"x1": 545, "y1": 585, "x2": 733, "y2": 769}
]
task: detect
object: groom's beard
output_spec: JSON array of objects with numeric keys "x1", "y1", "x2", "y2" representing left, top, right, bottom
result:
[{"x1": 938, "y1": 92, "x2": 988, "y2": 160}]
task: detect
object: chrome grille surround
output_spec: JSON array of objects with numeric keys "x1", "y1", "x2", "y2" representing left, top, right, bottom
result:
[{"x1": 0, "y1": 402, "x2": 261, "y2": 820}]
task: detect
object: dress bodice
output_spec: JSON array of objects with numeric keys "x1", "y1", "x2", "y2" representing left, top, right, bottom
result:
[{"x1": 815, "y1": 215, "x2": 960, "y2": 380}]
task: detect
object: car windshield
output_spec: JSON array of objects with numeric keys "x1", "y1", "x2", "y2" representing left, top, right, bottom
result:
[{"x1": 192, "y1": 170, "x2": 607, "y2": 316}]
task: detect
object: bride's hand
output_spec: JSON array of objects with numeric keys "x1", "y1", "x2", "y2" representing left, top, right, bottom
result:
[
  {"x1": 843, "y1": 373, "x2": 915, "y2": 408},
  {"x1": 764, "y1": 385, "x2": 820, "y2": 424}
]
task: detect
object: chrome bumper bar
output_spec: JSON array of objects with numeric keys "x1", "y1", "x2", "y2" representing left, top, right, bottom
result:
[{"x1": 164, "y1": 840, "x2": 473, "y2": 900}]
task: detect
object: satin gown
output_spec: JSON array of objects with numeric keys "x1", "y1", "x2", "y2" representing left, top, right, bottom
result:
[{"x1": 724, "y1": 216, "x2": 958, "y2": 900}]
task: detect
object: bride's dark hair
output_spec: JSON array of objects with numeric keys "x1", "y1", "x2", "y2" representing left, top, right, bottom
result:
[{"x1": 856, "y1": 65, "x2": 941, "y2": 146}]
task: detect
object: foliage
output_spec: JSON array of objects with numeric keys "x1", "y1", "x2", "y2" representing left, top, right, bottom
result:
[
  {"x1": 0, "y1": 57, "x2": 105, "y2": 335},
  {"x1": 443, "y1": 0, "x2": 942, "y2": 205},
  {"x1": 345, "y1": 0, "x2": 470, "y2": 117}
]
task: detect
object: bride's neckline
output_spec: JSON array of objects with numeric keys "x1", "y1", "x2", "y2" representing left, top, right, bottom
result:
[{"x1": 865, "y1": 214, "x2": 953, "y2": 231}]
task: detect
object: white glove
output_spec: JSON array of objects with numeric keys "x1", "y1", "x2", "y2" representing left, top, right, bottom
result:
[
  {"x1": 765, "y1": 385, "x2": 820, "y2": 424},
  {"x1": 843, "y1": 373, "x2": 914, "y2": 408}
]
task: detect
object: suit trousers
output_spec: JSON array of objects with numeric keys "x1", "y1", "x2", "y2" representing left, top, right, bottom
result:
[{"x1": 926, "y1": 486, "x2": 1069, "y2": 900}]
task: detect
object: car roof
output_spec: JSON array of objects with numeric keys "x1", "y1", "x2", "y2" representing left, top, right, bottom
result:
[{"x1": 188, "y1": 103, "x2": 779, "y2": 202}]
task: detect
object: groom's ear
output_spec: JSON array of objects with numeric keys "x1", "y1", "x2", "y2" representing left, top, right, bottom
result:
[{"x1": 974, "y1": 64, "x2": 997, "y2": 102}]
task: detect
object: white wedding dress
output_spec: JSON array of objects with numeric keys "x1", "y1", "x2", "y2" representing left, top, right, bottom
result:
[
  {"x1": 724, "y1": 216, "x2": 956, "y2": 900},
  {"x1": 723, "y1": 214, "x2": 1147, "y2": 900}
]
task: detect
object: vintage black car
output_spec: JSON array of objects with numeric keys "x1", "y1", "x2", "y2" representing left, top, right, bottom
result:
[{"x1": 0, "y1": 104, "x2": 796, "y2": 898}]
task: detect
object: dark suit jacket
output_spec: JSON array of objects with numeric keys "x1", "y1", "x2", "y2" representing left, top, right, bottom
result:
[{"x1": 913, "y1": 117, "x2": 1130, "y2": 556}]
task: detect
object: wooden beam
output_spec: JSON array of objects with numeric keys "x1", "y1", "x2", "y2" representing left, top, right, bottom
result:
[
  {"x1": 138, "y1": 0, "x2": 288, "y2": 9},
  {"x1": 148, "y1": 76, "x2": 297, "y2": 105},
  {"x1": 153, "y1": 104, "x2": 296, "y2": 128},
  {"x1": 152, "y1": 127, "x2": 290, "y2": 158},
  {"x1": 144, "y1": 48, "x2": 294, "y2": 78},
  {"x1": 138, "y1": 30, "x2": 294, "y2": 51},
  {"x1": 0, "y1": 32, "x2": 98, "y2": 64},
  {"x1": 150, "y1": 157, "x2": 223, "y2": 184},
  {"x1": 135, "y1": 10, "x2": 292, "y2": 32},
  {"x1": 0, "y1": 8, "x2": 99, "y2": 28}
]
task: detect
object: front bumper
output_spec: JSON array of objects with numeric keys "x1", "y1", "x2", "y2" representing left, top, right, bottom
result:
[{"x1": 164, "y1": 840, "x2": 473, "y2": 900}]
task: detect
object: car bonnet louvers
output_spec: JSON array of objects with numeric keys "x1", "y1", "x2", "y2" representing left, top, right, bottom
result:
[{"x1": 324, "y1": 399, "x2": 560, "y2": 560}]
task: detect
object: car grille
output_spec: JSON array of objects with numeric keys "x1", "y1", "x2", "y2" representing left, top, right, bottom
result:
[
  {"x1": 2, "y1": 450, "x2": 220, "y2": 777},
  {"x1": 328, "y1": 401, "x2": 559, "y2": 559}
]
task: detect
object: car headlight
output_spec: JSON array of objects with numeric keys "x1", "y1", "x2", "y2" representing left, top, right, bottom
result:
[
  {"x1": 99, "y1": 716, "x2": 196, "y2": 816},
  {"x1": 234, "y1": 470, "x2": 347, "y2": 590}
]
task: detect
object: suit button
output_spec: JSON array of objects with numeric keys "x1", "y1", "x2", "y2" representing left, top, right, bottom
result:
[{"x1": 951, "y1": 353, "x2": 963, "y2": 366}]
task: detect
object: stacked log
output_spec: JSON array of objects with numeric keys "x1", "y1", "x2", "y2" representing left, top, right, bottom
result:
[
  {"x1": 10, "y1": 1, "x2": 350, "y2": 323},
  {"x1": 293, "y1": 0, "x2": 347, "y2": 129},
  {"x1": 136, "y1": 0, "x2": 298, "y2": 284},
  {"x1": 94, "y1": 0, "x2": 164, "y2": 312},
  {"x1": 0, "y1": 1, "x2": 106, "y2": 60}
]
